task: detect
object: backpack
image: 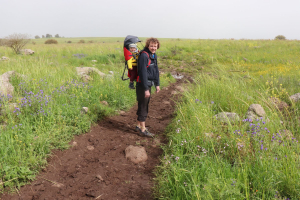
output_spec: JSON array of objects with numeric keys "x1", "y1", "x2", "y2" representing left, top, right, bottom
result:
[{"x1": 121, "y1": 35, "x2": 151, "y2": 81}]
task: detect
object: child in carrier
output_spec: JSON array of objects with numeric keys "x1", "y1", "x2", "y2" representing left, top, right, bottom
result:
[{"x1": 127, "y1": 43, "x2": 139, "y2": 89}]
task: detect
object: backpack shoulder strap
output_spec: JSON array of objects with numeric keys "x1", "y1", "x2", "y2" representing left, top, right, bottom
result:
[
  {"x1": 140, "y1": 51, "x2": 149, "y2": 58},
  {"x1": 140, "y1": 51, "x2": 151, "y2": 66}
]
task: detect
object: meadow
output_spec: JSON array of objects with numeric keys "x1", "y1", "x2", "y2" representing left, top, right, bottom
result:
[
  {"x1": 0, "y1": 37, "x2": 173, "y2": 190},
  {"x1": 1, "y1": 37, "x2": 300, "y2": 199},
  {"x1": 154, "y1": 39, "x2": 300, "y2": 200}
]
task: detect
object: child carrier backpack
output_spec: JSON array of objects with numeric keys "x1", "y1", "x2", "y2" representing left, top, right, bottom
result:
[
  {"x1": 121, "y1": 35, "x2": 142, "y2": 81},
  {"x1": 121, "y1": 35, "x2": 152, "y2": 82}
]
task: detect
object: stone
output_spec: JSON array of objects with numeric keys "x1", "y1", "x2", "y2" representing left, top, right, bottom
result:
[
  {"x1": 125, "y1": 145, "x2": 148, "y2": 164},
  {"x1": 214, "y1": 112, "x2": 240, "y2": 123},
  {"x1": 171, "y1": 73, "x2": 184, "y2": 80},
  {"x1": 85, "y1": 191, "x2": 96, "y2": 198},
  {"x1": 151, "y1": 138, "x2": 161, "y2": 147},
  {"x1": 108, "y1": 71, "x2": 114, "y2": 75},
  {"x1": 82, "y1": 75, "x2": 92, "y2": 82},
  {"x1": 96, "y1": 175, "x2": 104, "y2": 182},
  {"x1": 101, "y1": 101, "x2": 108, "y2": 106},
  {"x1": 119, "y1": 111, "x2": 126, "y2": 116},
  {"x1": 81, "y1": 107, "x2": 88, "y2": 114},
  {"x1": 163, "y1": 101, "x2": 170, "y2": 105},
  {"x1": 87, "y1": 145, "x2": 94, "y2": 151},
  {"x1": 246, "y1": 104, "x2": 266, "y2": 121},
  {"x1": 290, "y1": 93, "x2": 300, "y2": 102},
  {"x1": 171, "y1": 91, "x2": 177, "y2": 95},
  {"x1": 71, "y1": 141, "x2": 77, "y2": 146},
  {"x1": 0, "y1": 71, "x2": 16, "y2": 96},
  {"x1": 268, "y1": 97, "x2": 289, "y2": 111},
  {"x1": 0, "y1": 71, "x2": 27, "y2": 96},
  {"x1": 76, "y1": 67, "x2": 105, "y2": 82},
  {"x1": 19, "y1": 49, "x2": 34, "y2": 55},
  {"x1": 1, "y1": 56, "x2": 9, "y2": 61},
  {"x1": 52, "y1": 182, "x2": 64, "y2": 188},
  {"x1": 175, "y1": 85, "x2": 185, "y2": 92}
]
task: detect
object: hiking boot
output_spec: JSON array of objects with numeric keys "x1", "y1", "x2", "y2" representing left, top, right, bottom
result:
[
  {"x1": 135, "y1": 126, "x2": 141, "y2": 132},
  {"x1": 139, "y1": 128, "x2": 154, "y2": 138},
  {"x1": 129, "y1": 82, "x2": 135, "y2": 89}
]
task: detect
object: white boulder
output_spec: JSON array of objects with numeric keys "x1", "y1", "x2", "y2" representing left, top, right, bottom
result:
[
  {"x1": 76, "y1": 67, "x2": 105, "y2": 82},
  {"x1": 19, "y1": 49, "x2": 34, "y2": 55}
]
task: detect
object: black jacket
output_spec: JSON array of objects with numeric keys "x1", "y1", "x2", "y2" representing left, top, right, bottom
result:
[{"x1": 137, "y1": 48, "x2": 160, "y2": 91}]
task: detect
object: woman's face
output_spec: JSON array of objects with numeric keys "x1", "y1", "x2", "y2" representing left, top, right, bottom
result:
[{"x1": 148, "y1": 42, "x2": 158, "y2": 54}]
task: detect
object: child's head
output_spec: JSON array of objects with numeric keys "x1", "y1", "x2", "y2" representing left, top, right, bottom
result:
[{"x1": 129, "y1": 43, "x2": 137, "y2": 53}]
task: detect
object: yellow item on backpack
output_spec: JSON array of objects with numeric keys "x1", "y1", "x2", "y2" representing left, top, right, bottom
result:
[{"x1": 127, "y1": 52, "x2": 139, "y2": 70}]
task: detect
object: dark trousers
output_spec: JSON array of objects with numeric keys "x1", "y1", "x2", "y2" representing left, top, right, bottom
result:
[
  {"x1": 136, "y1": 83, "x2": 151, "y2": 122},
  {"x1": 129, "y1": 66, "x2": 137, "y2": 82}
]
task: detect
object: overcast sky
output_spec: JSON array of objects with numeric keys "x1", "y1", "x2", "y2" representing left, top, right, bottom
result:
[{"x1": 1, "y1": 0, "x2": 299, "y2": 39}]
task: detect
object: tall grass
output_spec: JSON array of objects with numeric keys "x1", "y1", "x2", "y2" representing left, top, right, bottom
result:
[{"x1": 155, "y1": 40, "x2": 300, "y2": 199}]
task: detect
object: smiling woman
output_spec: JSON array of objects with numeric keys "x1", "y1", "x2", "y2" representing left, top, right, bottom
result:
[{"x1": 135, "y1": 37, "x2": 161, "y2": 137}]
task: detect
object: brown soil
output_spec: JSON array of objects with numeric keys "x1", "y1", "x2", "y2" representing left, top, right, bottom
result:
[{"x1": 1, "y1": 79, "x2": 185, "y2": 200}]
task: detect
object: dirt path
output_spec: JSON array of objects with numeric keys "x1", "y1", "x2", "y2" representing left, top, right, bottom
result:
[{"x1": 1, "y1": 79, "x2": 184, "y2": 200}]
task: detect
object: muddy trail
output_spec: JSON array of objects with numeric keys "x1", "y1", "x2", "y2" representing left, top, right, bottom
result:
[{"x1": 1, "y1": 78, "x2": 186, "y2": 200}]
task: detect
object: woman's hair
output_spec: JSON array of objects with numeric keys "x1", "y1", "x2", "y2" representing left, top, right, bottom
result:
[{"x1": 145, "y1": 37, "x2": 160, "y2": 49}]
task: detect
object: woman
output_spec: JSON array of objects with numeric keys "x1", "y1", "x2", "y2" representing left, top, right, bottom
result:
[{"x1": 135, "y1": 38, "x2": 160, "y2": 137}]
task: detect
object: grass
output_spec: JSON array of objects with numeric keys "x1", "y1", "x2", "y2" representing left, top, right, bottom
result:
[
  {"x1": 1, "y1": 37, "x2": 300, "y2": 199},
  {"x1": 0, "y1": 38, "x2": 174, "y2": 191},
  {"x1": 154, "y1": 39, "x2": 300, "y2": 199}
]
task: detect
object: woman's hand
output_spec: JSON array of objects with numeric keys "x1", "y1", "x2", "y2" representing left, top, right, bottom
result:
[
  {"x1": 145, "y1": 90, "x2": 150, "y2": 98},
  {"x1": 156, "y1": 86, "x2": 160, "y2": 94}
]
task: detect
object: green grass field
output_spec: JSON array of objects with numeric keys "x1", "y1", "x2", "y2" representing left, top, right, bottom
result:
[
  {"x1": 1, "y1": 37, "x2": 300, "y2": 199},
  {"x1": 0, "y1": 37, "x2": 173, "y2": 190},
  {"x1": 154, "y1": 39, "x2": 300, "y2": 199}
]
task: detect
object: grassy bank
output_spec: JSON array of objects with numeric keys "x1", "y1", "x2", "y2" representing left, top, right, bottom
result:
[{"x1": 155, "y1": 39, "x2": 300, "y2": 199}]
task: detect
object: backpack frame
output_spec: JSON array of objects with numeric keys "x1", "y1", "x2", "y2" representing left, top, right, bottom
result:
[{"x1": 122, "y1": 35, "x2": 144, "y2": 81}]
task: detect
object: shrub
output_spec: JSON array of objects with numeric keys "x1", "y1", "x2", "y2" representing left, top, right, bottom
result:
[
  {"x1": 0, "y1": 38, "x2": 4, "y2": 46},
  {"x1": 67, "y1": 41, "x2": 72, "y2": 43},
  {"x1": 34, "y1": 35, "x2": 40, "y2": 39},
  {"x1": 78, "y1": 40, "x2": 85, "y2": 43},
  {"x1": 45, "y1": 39, "x2": 58, "y2": 44},
  {"x1": 88, "y1": 40, "x2": 94, "y2": 43},
  {"x1": 275, "y1": 35, "x2": 286, "y2": 40},
  {"x1": 3, "y1": 33, "x2": 31, "y2": 54},
  {"x1": 32, "y1": 41, "x2": 36, "y2": 45}
]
